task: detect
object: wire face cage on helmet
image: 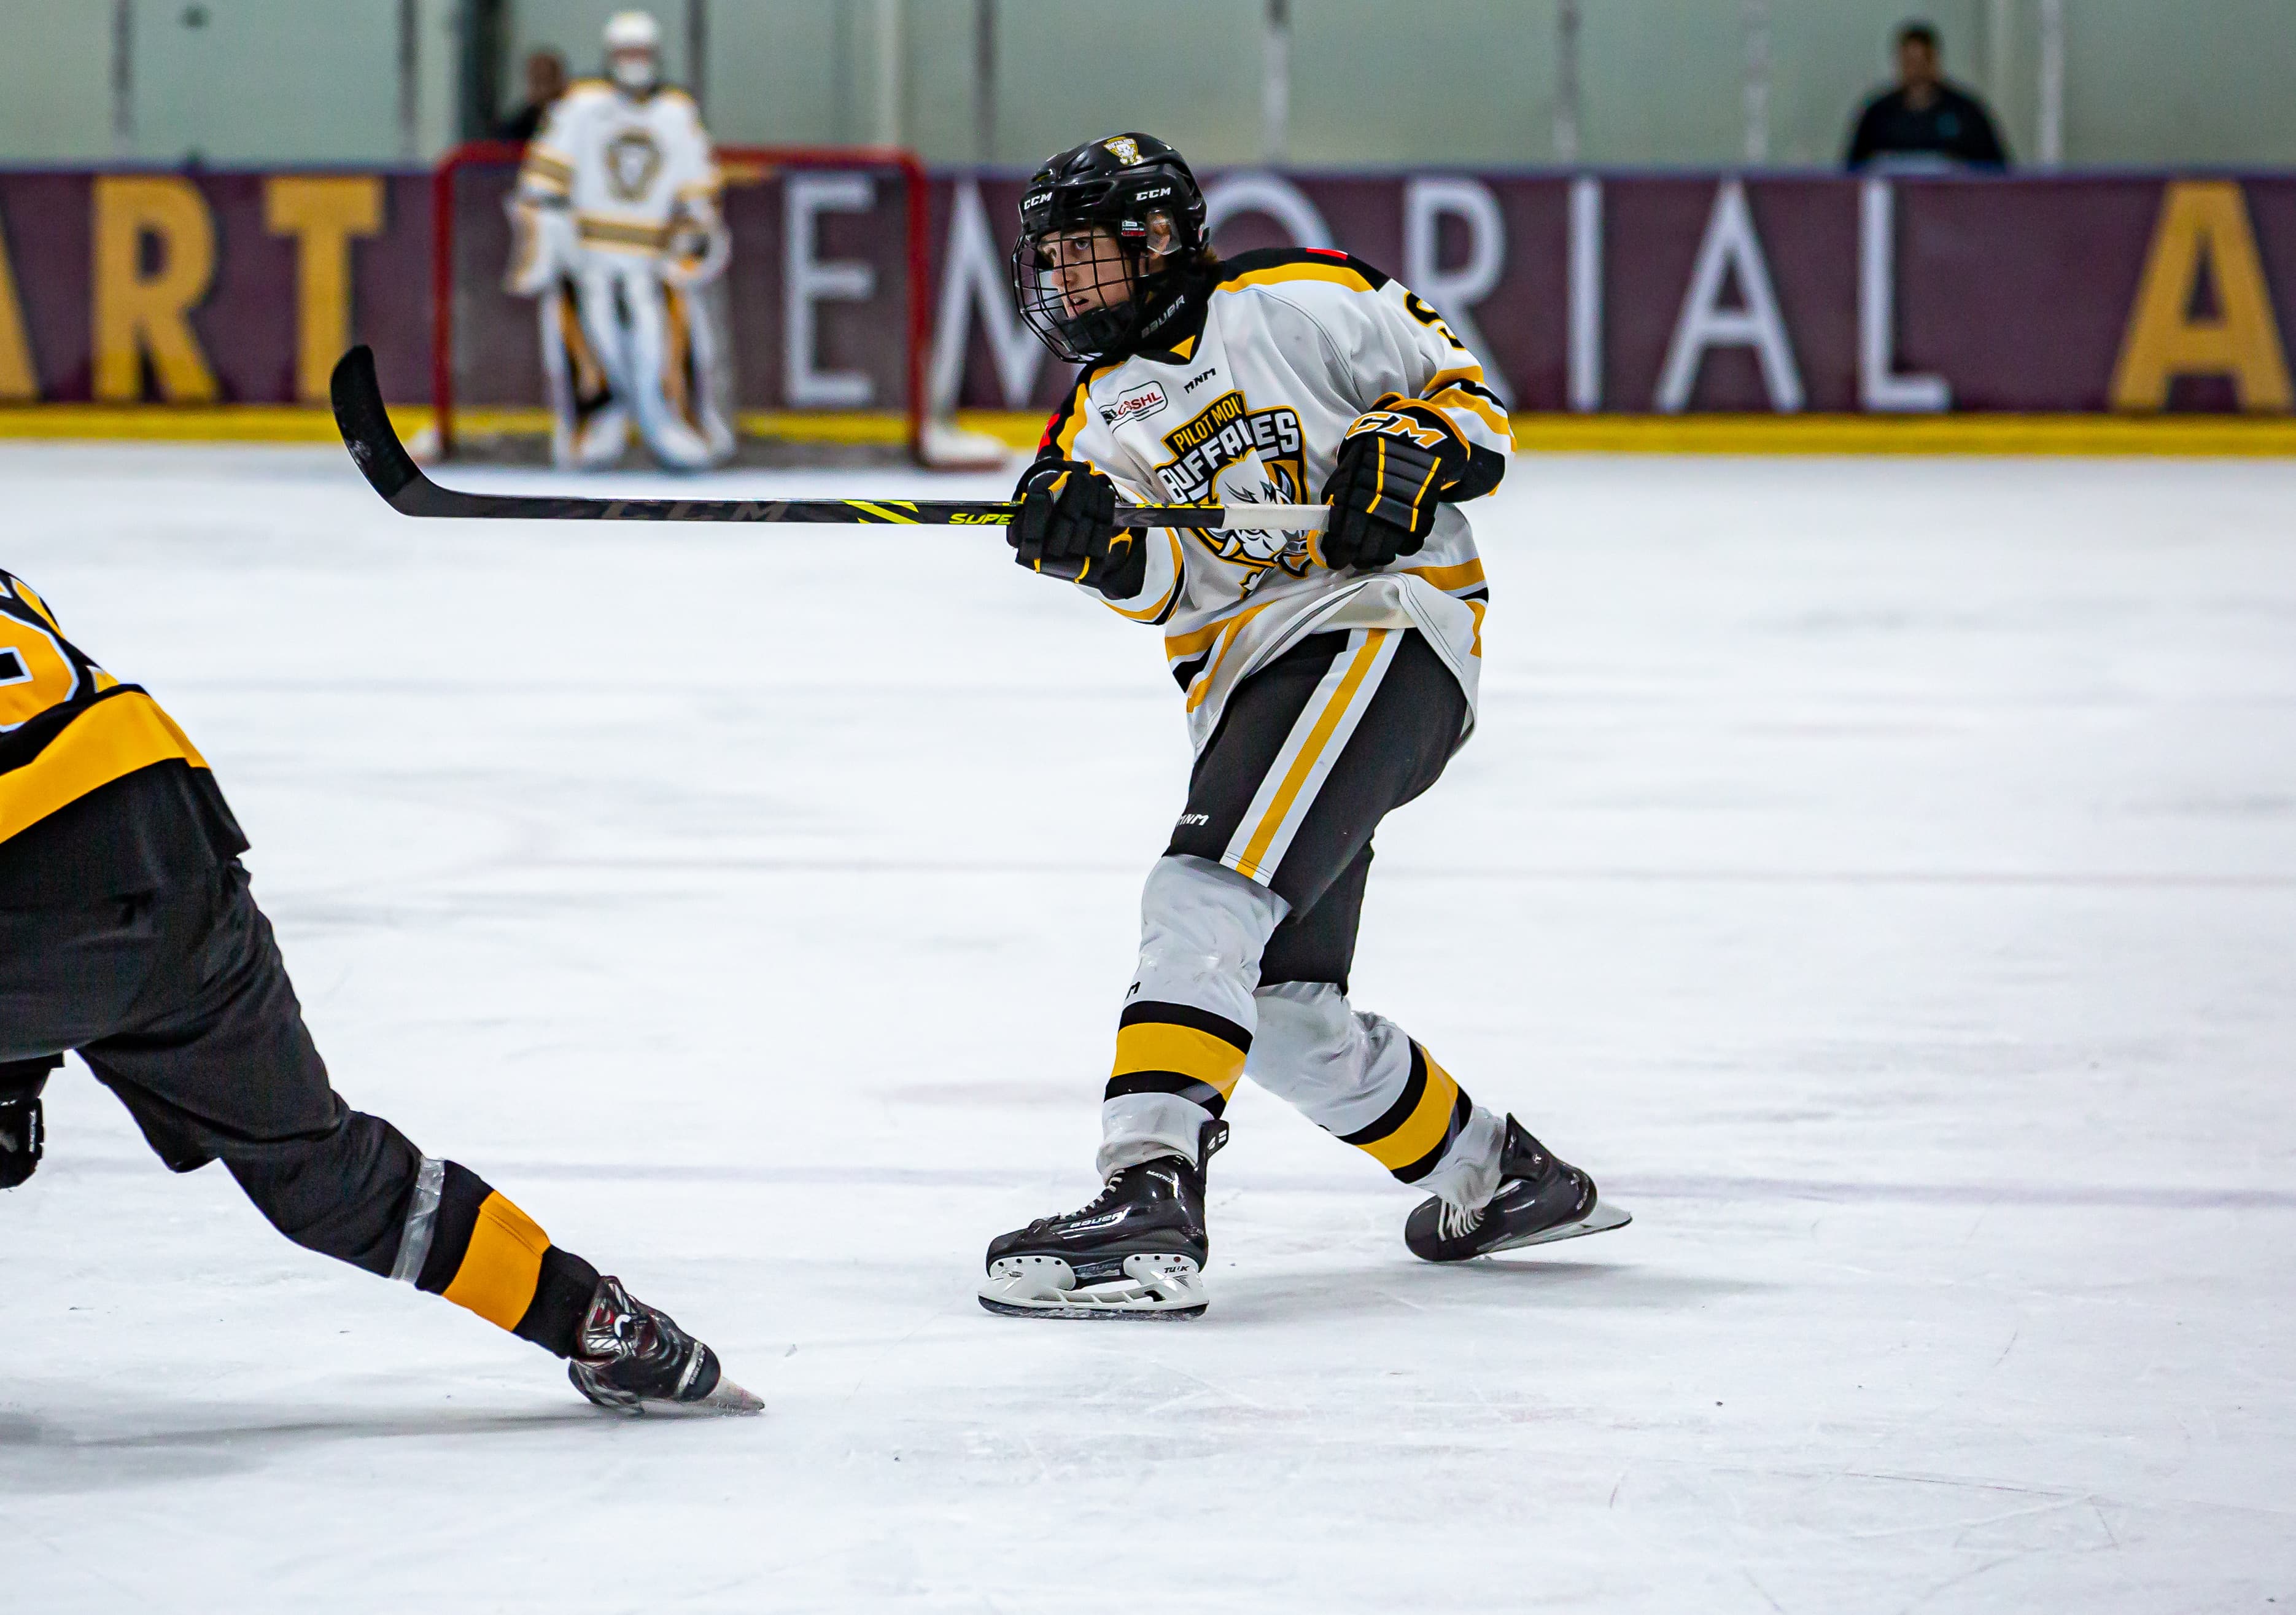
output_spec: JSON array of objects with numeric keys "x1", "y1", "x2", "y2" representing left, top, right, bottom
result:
[{"x1": 1009, "y1": 133, "x2": 1208, "y2": 365}]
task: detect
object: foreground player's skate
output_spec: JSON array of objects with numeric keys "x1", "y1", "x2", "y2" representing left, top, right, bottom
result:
[
  {"x1": 980, "y1": 1123, "x2": 1228, "y2": 1319},
  {"x1": 568, "y1": 1275, "x2": 762, "y2": 1415},
  {"x1": 1405, "y1": 1115, "x2": 1631, "y2": 1263}
]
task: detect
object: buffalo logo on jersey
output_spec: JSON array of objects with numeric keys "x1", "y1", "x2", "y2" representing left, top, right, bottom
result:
[
  {"x1": 605, "y1": 130, "x2": 663, "y2": 201},
  {"x1": 1152, "y1": 389, "x2": 1310, "y2": 573}
]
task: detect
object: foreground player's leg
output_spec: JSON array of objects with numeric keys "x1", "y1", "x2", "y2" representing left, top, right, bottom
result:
[{"x1": 30, "y1": 863, "x2": 759, "y2": 1414}]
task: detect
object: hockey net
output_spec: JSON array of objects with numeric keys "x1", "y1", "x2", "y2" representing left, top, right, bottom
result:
[{"x1": 428, "y1": 141, "x2": 1006, "y2": 467}]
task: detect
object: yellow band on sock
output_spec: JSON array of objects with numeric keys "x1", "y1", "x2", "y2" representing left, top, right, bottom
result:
[
  {"x1": 1112, "y1": 1021, "x2": 1248, "y2": 1100},
  {"x1": 1358, "y1": 1053, "x2": 1463, "y2": 1172},
  {"x1": 441, "y1": 1191, "x2": 551, "y2": 1331}
]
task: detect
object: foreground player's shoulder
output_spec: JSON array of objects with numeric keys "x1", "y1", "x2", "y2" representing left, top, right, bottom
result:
[
  {"x1": 1039, "y1": 359, "x2": 1123, "y2": 459},
  {"x1": 1211, "y1": 247, "x2": 1392, "y2": 299},
  {"x1": 0, "y1": 568, "x2": 61, "y2": 630}
]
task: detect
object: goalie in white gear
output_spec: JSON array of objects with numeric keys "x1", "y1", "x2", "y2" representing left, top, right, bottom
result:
[
  {"x1": 505, "y1": 10, "x2": 733, "y2": 470},
  {"x1": 978, "y1": 134, "x2": 1629, "y2": 1320}
]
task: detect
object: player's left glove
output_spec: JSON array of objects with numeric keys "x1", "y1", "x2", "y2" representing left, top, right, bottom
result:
[
  {"x1": 1010, "y1": 458, "x2": 1137, "y2": 588},
  {"x1": 1315, "y1": 402, "x2": 1470, "y2": 572}
]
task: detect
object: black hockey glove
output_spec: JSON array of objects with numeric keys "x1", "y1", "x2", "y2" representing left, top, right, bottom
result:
[
  {"x1": 0, "y1": 1057, "x2": 55, "y2": 1189},
  {"x1": 1009, "y1": 458, "x2": 1144, "y2": 594},
  {"x1": 1315, "y1": 403, "x2": 1470, "y2": 572}
]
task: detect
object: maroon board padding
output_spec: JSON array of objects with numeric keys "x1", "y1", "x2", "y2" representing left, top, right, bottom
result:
[{"x1": 0, "y1": 165, "x2": 2290, "y2": 418}]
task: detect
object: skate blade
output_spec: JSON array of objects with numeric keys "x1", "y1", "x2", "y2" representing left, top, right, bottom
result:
[
  {"x1": 977, "y1": 1253, "x2": 1208, "y2": 1321},
  {"x1": 573, "y1": 1372, "x2": 766, "y2": 1417},
  {"x1": 613, "y1": 1377, "x2": 766, "y2": 1418},
  {"x1": 1481, "y1": 1199, "x2": 1632, "y2": 1256}
]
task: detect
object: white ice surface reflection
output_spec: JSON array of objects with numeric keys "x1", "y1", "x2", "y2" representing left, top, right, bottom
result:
[{"x1": 4, "y1": 445, "x2": 2294, "y2": 1611}]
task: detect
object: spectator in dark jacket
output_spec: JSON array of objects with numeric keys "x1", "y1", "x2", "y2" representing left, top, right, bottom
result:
[
  {"x1": 495, "y1": 49, "x2": 570, "y2": 145},
  {"x1": 1846, "y1": 22, "x2": 2008, "y2": 171}
]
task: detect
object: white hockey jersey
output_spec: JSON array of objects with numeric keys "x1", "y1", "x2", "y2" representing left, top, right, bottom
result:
[
  {"x1": 517, "y1": 80, "x2": 721, "y2": 257},
  {"x1": 1041, "y1": 249, "x2": 1511, "y2": 755}
]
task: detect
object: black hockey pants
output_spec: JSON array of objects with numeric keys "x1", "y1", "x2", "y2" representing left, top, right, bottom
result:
[{"x1": 0, "y1": 859, "x2": 424, "y2": 1275}]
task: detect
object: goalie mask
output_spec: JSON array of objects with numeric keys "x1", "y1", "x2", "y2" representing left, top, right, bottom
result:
[
  {"x1": 604, "y1": 10, "x2": 662, "y2": 93},
  {"x1": 1011, "y1": 133, "x2": 1209, "y2": 364}
]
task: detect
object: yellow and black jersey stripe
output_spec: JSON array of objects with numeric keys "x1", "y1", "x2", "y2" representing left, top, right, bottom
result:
[
  {"x1": 575, "y1": 216, "x2": 674, "y2": 251},
  {"x1": 1036, "y1": 361, "x2": 1118, "y2": 460},
  {"x1": 0, "y1": 570, "x2": 245, "y2": 905},
  {"x1": 1211, "y1": 246, "x2": 1391, "y2": 297},
  {"x1": 1, "y1": 571, "x2": 211, "y2": 847}
]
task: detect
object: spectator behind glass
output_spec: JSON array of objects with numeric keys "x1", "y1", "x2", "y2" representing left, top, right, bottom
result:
[
  {"x1": 1846, "y1": 21, "x2": 2008, "y2": 171},
  {"x1": 496, "y1": 49, "x2": 570, "y2": 144}
]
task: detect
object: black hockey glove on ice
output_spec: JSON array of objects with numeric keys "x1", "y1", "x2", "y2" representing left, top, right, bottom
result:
[
  {"x1": 1316, "y1": 402, "x2": 1470, "y2": 572},
  {"x1": 0, "y1": 1057, "x2": 55, "y2": 1189},
  {"x1": 1009, "y1": 458, "x2": 1145, "y2": 595}
]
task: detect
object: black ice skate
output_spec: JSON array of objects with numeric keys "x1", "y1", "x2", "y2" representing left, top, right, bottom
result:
[
  {"x1": 1405, "y1": 1115, "x2": 1631, "y2": 1263},
  {"x1": 567, "y1": 1275, "x2": 762, "y2": 1415},
  {"x1": 979, "y1": 1122, "x2": 1228, "y2": 1320}
]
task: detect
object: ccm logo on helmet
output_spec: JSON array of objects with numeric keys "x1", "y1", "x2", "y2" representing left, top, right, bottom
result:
[{"x1": 1101, "y1": 381, "x2": 1169, "y2": 427}]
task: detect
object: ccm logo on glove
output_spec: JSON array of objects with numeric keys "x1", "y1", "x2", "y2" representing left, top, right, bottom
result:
[{"x1": 1314, "y1": 400, "x2": 1469, "y2": 572}]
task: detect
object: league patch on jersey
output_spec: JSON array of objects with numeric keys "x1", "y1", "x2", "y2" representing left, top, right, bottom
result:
[
  {"x1": 1101, "y1": 380, "x2": 1169, "y2": 427},
  {"x1": 605, "y1": 130, "x2": 664, "y2": 201}
]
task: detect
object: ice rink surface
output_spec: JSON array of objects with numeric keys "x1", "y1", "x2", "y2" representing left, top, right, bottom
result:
[{"x1": 4, "y1": 443, "x2": 2294, "y2": 1612}]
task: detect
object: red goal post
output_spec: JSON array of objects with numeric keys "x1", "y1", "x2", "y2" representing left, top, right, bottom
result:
[{"x1": 430, "y1": 141, "x2": 947, "y2": 462}]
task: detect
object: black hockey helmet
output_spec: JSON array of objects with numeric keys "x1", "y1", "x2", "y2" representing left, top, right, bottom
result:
[{"x1": 1010, "y1": 133, "x2": 1209, "y2": 364}]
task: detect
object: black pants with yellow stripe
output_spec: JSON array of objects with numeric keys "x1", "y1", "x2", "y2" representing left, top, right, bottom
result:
[
  {"x1": 1100, "y1": 628, "x2": 1507, "y2": 1207},
  {"x1": 0, "y1": 860, "x2": 597, "y2": 1356}
]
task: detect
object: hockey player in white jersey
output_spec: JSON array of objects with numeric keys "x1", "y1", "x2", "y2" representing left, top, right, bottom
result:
[
  {"x1": 979, "y1": 134, "x2": 1629, "y2": 1320},
  {"x1": 505, "y1": 10, "x2": 733, "y2": 470}
]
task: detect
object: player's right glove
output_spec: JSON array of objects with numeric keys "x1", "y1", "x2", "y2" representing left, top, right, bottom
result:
[
  {"x1": 1010, "y1": 458, "x2": 1130, "y2": 585},
  {"x1": 1315, "y1": 402, "x2": 1470, "y2": 572},
  {"x1": 0, "y1": 1058, "x2": 53, "y2": 1189}
]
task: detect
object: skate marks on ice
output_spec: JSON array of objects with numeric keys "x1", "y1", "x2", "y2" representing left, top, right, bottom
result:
[
  {"x1": 0, "y1": 1398, "x2": 617, "y2": 1495},
  {"x1": 48, "y1": 1151, "x2": 2296, "y2": 1212}
]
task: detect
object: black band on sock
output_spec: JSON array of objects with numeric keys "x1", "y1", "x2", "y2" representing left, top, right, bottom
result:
[
  {"x1": 1104, "y1": 1069, "x2": 1231, "y2": 1116},
  {"x1": 413, "y1": 1160, "x2": 494, "y2": 1295},
  {"x1": 513, "y1": 1246, "x2": 601, "y2": 1358}
]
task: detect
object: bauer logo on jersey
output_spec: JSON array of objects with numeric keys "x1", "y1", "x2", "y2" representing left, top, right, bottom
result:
[
  {"x1": 604, "y1": 130, "x2": 664, "y2": 201},
  {"x1": 1102, "y1": 380, "x2": 1169, "y2": 427},
  {"x1": 1103, "y1": 136, "x2": 1142, "y2": 165}
]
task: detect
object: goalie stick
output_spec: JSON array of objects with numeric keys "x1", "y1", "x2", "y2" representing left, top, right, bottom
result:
[{"x1": 328, "y1": 347, "x2": 1327, "y2": 533}]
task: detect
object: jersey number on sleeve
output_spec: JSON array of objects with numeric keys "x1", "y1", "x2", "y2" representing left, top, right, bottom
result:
[
  {"x1": 0, "y1": 613, "x2": 83, "y2": 732},
  {"x1": 1403, "y1": 291, "x2": 1470, "y2": 354}
]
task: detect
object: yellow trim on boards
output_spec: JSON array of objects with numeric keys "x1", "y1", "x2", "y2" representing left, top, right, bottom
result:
[{"x1": 0, "y1": 407, "x2": 2289, "y2": 457}]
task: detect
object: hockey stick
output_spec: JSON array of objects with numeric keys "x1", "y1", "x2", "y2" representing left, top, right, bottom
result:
[{"x1": 329, "y1": 347, "x2": 1327, "y2": 532}]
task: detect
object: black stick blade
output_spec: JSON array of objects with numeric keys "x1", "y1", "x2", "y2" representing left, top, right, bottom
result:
[{"x1": 329, "y1": 345, "x2": 427, "y2": 510}]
